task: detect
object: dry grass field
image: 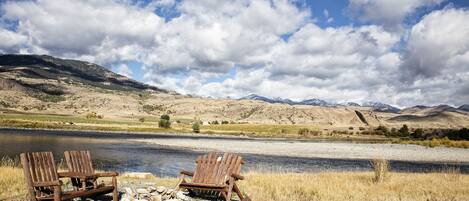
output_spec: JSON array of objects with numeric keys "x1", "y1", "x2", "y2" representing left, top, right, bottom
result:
[{"x1": 2, "y1": 160, "x2": 468, "y2": 201}]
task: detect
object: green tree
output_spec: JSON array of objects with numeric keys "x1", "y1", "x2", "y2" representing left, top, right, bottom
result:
[
  {"x1": 375, "y1": 125, "x2": 389, "y2": 135},
  {"x1": 158, "y1": 114, "x2": 171, "y2": 128},
  {"x1": 398, "y1": 124, "x2": 410, "y2": 137},
  {"x1": 411, "y1": 128, "x2": 424, "y2": 139},
  {"x1": 160, "y1": 114, "x2": 170, "y2": 121},
  {"x1": 192, "y1": 122, "x2": 200, "y2": 133}
]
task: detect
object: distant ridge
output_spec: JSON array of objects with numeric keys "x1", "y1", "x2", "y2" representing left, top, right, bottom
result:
[
  {"x1": 240, "y1": 94, "x2": 331, "y2": 106},
  {"x1": 361, "y1": 102, "x2": 401, "y2": 113},
  {"x1": 458, "y1": 104, "x2": 469, "y2": 112},
  {"x1": 0, "y1": 54, "x2": 166, "y2": 93},
  {"x1": 240, "y1": 94, "x2": 401, "y2": 113}
]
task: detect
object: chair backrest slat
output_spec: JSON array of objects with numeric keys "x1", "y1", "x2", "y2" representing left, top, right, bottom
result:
[
  {"x1": 21, "y1": 152, "x2": 59, "y2": 200},
  {"x1": 64, "y1": 150, "x2": 94, "y2": 174},
  {"x1": 192, "y1": 152, "x2": 243, "y2": 185}
]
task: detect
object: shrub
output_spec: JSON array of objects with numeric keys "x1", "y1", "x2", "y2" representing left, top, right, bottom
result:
[
  {"x1": 142, "y1": 104, "x2": 163, "y2": 113},
  {"x1": 446, "y1": 128, "x2": 469, "y2": 140},
  {"x1": 348, "y1": 127, "x2": 354, "y2": 130},
  {"x1": 374, "y1": 125, "x2": 389, "y2": 135},
  {"x1": 138, "y1": 117, "x2": 145, "y2": 123},
  {"x1": 0, "y1": 100, "x2": 11, "y2": 108},
  {"x1": 192, "y1": 122, "x2": 200, "y2": 133},
  {"x1": 158, "y1": 114, "x2": 171, "y2": 128},
  {"x1": 398, "y1": 124, "x2": 410, "y2": 137},
  {"x1": 33, "y1": 94, "x2": 66, "y2": 102},
  {"x1": 371, "y1": 159, "x2": 389, "y2": 183},
  {"x1": 221, "y1": 120, "x2": 229, "y2": 124},
  {"x1": 358, "y1": 127, "x2": 366, "y2": 131},
  {"x1": 160, "y1": 114, "x2": 170, "y2": 121},
  {"x1": 211, "y1": 120, "x2": 219, "y2": 125},
  {"x1": 298, "y1": 128, "x2": 310, "y2": 136},
  {"x1": 411, "y1": 128, "x2": 424, "y2": 139},
  {"x1": 86, "y1": 112, "x2": 103, "y2": 119}
]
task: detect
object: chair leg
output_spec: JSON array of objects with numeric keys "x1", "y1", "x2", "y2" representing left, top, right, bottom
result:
[
  {"x1": 226, "y1": 178, "x2": 235, "y2": 201},
  {"x1": 112, "y1": 176, "x2": 118, "y2": 201},
  {"x1": 233, "y1": 183, "x2": 245, "y2": 200},
  {"x1": 53, "y1": 186, "x2": 61, "y2": 201}
]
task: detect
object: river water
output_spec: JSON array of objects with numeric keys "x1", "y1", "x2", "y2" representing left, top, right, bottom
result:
[{"x1": 0, "y1": 128, "x2": 468, "y2": 177}]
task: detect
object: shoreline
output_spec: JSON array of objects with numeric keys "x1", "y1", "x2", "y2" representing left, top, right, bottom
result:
[
  {"x1": 0, "y1": 126, "x2": 390, "y2": 143},
  {"x1": 133, "y1": 137, "x2": 469, "y2": 163},
  {"x1": 1, "y1": 127, "x2": 468, "y2": 164}
]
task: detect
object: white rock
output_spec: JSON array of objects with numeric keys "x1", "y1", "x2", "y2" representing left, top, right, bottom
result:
[
  {"x1": 156, "y1": 186, "x2": 166, "y2": 193},
  {"x1": 176, "y1": 191, "x2": 187, "y2": 200},
  {"x1": 150, "y1": 194, "x2": 162, "y2": 201},
  {"x1": 137, "y1": 188, "x2": 150, "y2": 194},
  {"x1": 124, "y1": 187, "x2": 136, "y2": 197},
  {"x1": 147, "y1": 186, "x2": 157, "y2": 192}
]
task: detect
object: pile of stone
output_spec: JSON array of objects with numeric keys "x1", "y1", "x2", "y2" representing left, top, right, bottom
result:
[{"x1": 120, "y1": 186, "x2": 192, "y2": 201}]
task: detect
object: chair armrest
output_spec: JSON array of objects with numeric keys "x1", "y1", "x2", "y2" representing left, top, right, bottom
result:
[
  {"x1": 94, "y1": 172, "x2": 119, "y2": 177},
  {"x1": 33, "y1": 180, "x2": 62, "y2": 187},
  {"x1": 231, "y1": 173, "x2": 244, "y2": 180},
  {"x1": 180, "y1": 170, "x2": 194, "y2": 176},
  {"x1": 58, "y1": 172, "x2": 96, "y2": 179}
]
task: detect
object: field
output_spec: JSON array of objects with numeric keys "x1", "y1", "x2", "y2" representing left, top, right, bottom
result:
[
  {"x1": 2, "y1": 112, "x2": 469, "y2": 148},
  {"x1": 0, "y1": 112, "x2": 385, "y2": 140},
  {"x1": 1, "y1": 164, "x2": 468, "y2": 201}
]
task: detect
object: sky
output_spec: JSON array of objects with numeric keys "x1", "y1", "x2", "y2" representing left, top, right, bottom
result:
[{"x1": 0, "y1": 0, "x2": 468, "y2": 107}]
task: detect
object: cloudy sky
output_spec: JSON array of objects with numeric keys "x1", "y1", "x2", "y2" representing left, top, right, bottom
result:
[{"x1": 0, "y1": 0, "x2": 468, "y2": 107}]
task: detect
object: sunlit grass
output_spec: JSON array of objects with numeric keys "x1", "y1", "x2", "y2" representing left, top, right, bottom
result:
[
  {"x1": 396, "y1": 138, "x2": 469, "y2": 148},
  {"x1": 200, "y1": 124, "x2": 321, "y2": 137},
  {"x1": 3, "y1": 164, "x2": 468, "y2": 201}
]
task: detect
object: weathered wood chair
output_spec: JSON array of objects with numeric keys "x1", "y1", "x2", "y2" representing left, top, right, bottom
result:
[
  {"x1": 63, "y1": 150, "x2": 118, "y2": 200},
  {"x1": 20, "y1": 151, "x2": 116, "y2": 201},
  {"x1": 178, "y1": 152, "x2": 250, "y2": 201}
]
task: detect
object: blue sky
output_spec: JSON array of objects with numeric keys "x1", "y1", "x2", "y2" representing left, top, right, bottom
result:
[{"x1": 0, "y1": 0, "x2": 468, "y2": 107}]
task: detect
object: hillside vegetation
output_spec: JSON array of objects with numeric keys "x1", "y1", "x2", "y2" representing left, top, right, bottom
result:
[{"x1": 1, "y1": 54, "x2": 469, "y2": 137}]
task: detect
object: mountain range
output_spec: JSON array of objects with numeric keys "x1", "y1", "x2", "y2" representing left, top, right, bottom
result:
[
  {"x1": 240, "y1": 94, "x2": 437, "y2": 114},
  {"x1": 0, "y1": 54, "x2": 468, "y2": 128}
]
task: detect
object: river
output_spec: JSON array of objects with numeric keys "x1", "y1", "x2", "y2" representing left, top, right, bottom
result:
[{"x1": 1, "y1": 128, "x2": 468, "y2": 177}]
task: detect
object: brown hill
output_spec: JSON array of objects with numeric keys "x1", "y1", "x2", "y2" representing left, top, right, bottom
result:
[{"x1": 0, "y1": 54, "x2": 468, "y2": 129}]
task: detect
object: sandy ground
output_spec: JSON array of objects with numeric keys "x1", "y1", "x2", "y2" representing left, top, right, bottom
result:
[{"x1": 134, "y1": 138, "x2": 469, "y2": 163}]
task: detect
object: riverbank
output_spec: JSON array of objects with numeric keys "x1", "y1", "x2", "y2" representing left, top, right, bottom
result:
[
  {"x1": 2, "y1": 112, "x2": 469, "y2": 149},
  {"x1": 1, "y1": 166, "x2": 468, "y2": 201},
  {"x1": 134, "y1": 137, "x2": 469, "y2": 163},
  {"x1": 0, "y1": 113, "x2": 390, "y2": 142},
  {"x1": 2, "y1": 127, "x2": 469, "y2": 164}
]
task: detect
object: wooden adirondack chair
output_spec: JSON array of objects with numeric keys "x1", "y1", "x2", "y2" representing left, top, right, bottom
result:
[
  {"x1": 20, "y1": 151, "x2": 116, "y2": 201},
  {"x1": 178, "y1": 152, "x2": 250, "y2": 201},
  {"x1": 63, "y1": 150, "x2": 118, "y2": 200}
]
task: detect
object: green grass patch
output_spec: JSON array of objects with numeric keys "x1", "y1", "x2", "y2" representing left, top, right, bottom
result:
[
  {"x1": 201, "y1": 124, "x2": 321, "y2": 137},
  {"x1": 395, "y1": 138, "x2": 469, "y2": 148}
]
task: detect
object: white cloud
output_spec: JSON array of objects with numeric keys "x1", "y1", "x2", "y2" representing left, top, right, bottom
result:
[
  {"x1": 0, "y1": 28, "x2": 27, "y2": 52},
  {"x1": 116, "y1": 63, "x2": 133, "y2": 78},
  {"x1": 347, "y1": 0, "x2": 445, "y2": 32},
  {"x1": 323, "y1": 9, "x2": 333, "y2": 23},
  {"x1": 398, "y1": 7, "x2": 469, "y2": 106},
  {"x1": 0, "y1": 0, "x2": 467, "y2": 107},
  {"x1": 2, "y1": 0, "x2": 163, "y2": 63}
]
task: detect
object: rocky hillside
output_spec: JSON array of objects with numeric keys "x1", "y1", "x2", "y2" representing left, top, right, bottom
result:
[{"x1": 0, "y1": 54, "x2": 468, "y2": 129}]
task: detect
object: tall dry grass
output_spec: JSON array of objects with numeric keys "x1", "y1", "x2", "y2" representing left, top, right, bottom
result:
[
  {"x1": 371, "y1": 158, "x2": 389, "y2": 183},
  {"x1": 0, "y1": 157, "x2": 27, "y2": 200},
  {"x1": 1, "y1": 163, "x2": 469, "y2": 201},
  {"x1": 239, "y1": 171, "x2": 469, "y2": 201}
]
